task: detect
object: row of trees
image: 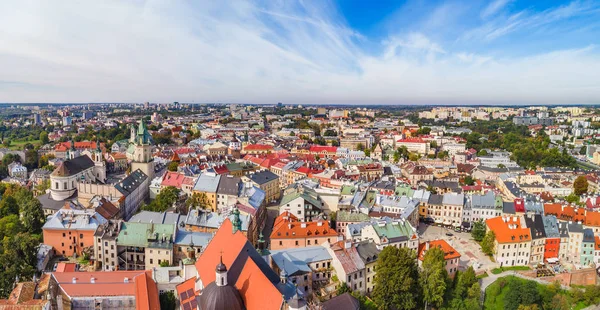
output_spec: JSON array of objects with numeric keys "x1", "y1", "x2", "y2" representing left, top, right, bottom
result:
[
  {"x1": 0, "y1": 184, "x2": 46, "y2": 298},
  {"x1": 371, "y1": 246, "x2": 481, "y2": 310}
]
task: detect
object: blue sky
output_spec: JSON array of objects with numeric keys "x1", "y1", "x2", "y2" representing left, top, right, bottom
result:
[{"x1": 1, "y1": 0, "x2": 599, "y2": 104}]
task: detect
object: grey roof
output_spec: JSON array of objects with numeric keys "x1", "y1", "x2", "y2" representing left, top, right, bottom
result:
[
  {"x1": 198, "y1": 282, "x2": 244, "y2": 310},
  {"x1": 322, "y1": 293, "x2": 360, "y2": 310},
  {"x1": 129, "y1": 211, "x2": 181, "y2": 225},
  {"x1": 568, "y1": 223, "x2": 584, "y2": 233},
  {"x1": 174, "y1": 230, "x2": 212, "y2": 247},
  {"x1": 442, "y1": 193, "x2": 464, "y2": 206},
  {"x1": 428, "y1": 194, "x2": 444, "y2": 206},
  {"x1": 114, "y1": 169, "x2": 148, "y2": 196},
  {"x1": 270, "y1": 246, "x2": 332, "y2": 277},
  {"x1": 185, "y1": 209, "x2": 250, "y2": 231},
  {"x1": 355, "y1": 241, "x2": 379, "y2": 264},
  {"x1": 248, "y1": 170, "x2": 278, "y2": 185},
  {"x1": 37, "y1": 193, "x2": 75, "y2": 211},
  {"x1": 470, "y1": 192, "x2": 496, "y2": 209},
  {"x1": 583, "y1": 228, "x2": 595, "y2": 243},
  {"x1": 524, "y1": 214, "x2": 546, "y2": 240},
  {"x1": 43, "y1": 208, "x2": 107, "y2": 230},
  {"x1": 503, "y1": 201, "x2": 516, "y2": 214},
  {"x1": 55, "y1": 155, "x2": 95, "y2": 176},
  {"x1": 193, "y1": 172, "x2": 221, "y2": 192},
  {"x1": 558, "y1": 222, "x2": 569, "y2": 238},
  {"x1": 216, "y1": 175, "x2": 241, "y2": 196},
  {"x1": 542, "y1": 215, "x2": 560, "y2": 238}
]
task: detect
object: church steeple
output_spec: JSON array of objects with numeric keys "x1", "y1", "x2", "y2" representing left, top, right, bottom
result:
[
  {"x1": 231, "y1": 206, "x2": 241, "y2": 233},
  {"x1": 215, "y1": 253, "x2": 228, "y2": 287}
]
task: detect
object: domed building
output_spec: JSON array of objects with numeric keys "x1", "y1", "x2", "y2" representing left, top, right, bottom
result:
[{"x1": 198, "y1": 257, "x2": 245, "y2": 310}]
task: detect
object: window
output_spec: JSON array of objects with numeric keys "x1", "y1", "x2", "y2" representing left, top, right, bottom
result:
[
  {"x1": 80, "y1": 234, "x2": 83, "y2": 239},
  {"x1": 63, "y1": 233, "x2": 66, "y2": 237},
  {"x1": 279, "y1": 241, "x2": 283, "y2": 246},
  {"x1": 150, "y1": 259, "x2": 153, "y2": 264},
  {"x1": 295, "y1": 241, "x2": 299, "y2": 246}
]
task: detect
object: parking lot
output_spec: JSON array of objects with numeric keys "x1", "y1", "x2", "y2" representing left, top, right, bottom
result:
[{"x1": 418, "y1": 223, "x2": 498, "y2": 273}]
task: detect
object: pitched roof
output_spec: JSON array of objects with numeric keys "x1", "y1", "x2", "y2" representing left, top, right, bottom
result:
[
  {"x1": 51, "y1": 270, "x2": 156, "y2": 298},
  {"x1": 161, "y1": 171, "x2": 186, "y2": 188},
  {"x1": 417, "y1": 239, "x2": 461, "y2": 261},
  {"x1": 271, "y1": 212, "x2": 338, "y2": 240},
  {"x1": 322, "y1": 293, "x2": 360, "y2": 310},
  {"x1": 329, "y1": 241, "x2": 365, "y2": 274},
  {"x1": 486, "y1": 216, "x2": 531, "y2": 244},
  {"x1": 51, "y1": 155, "x2": 94, "y2": 177},
  {"x1": 248, "y1": 170, "x2": 279, "y2": 185}
]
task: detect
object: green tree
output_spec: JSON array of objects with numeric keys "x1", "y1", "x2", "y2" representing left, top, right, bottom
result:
[
  {"x1": 357, "y1": 143, "x2": 365, "y2": 151},
  {"x1": 471, "y1": 221, "x2": 486, "y2": 242},
  {"x1": 39, "y1": 131, "x2": 49, "y2": 145},
  {"x1": 167, "y1": 161, "x2": 179, "y2": 172},
  {"x1": 20, "y1": 197, "x2": 45, "y2": 234},
  {"x1": 0, "y1": 196, "x2": 19, "y2": 217},
  {"x1": 565, "y1": 193, "x2": 580, "y2": 204},
  {"x1": 463, "y1": 176, "x2": 475, "y2": 186},
  {"x1": 337, "y1": 282, "x2": 350, "y2": 295},
  {"x1": 481, "y1": 231, "x2": 495, "y2": 256},
  {"x1": 143, "y1": 186, "x2": 180, "y2": 212},
  {"x1": 372, "y1": 246, "x2": 420, "y2": 310},
  {"x1": 159, "y1": 291, "x2": 177, "y2": 310},
  {"x1": 186, "y1": 192, "x2": 210, "y2": 211},
  {"x1": 420, "y1": 246, "x2": 448, "y2": 308},
  {"x1": 573, "y1": 176, "x2": 589, "y2": 196}
]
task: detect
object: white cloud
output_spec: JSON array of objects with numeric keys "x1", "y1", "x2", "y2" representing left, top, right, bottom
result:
[
  {"x1": 0, "y1": 0, "x2": 599, "y2": 104},
  {"x1": 481, "y1": 0, "x2": 513, "y2": 19}
]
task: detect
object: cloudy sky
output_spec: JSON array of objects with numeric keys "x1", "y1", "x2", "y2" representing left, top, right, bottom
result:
[{"x1": 1, "y1": 0, "x2": 599, "y2": 105}]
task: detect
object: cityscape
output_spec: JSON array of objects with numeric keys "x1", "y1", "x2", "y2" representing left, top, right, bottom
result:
[{"x1": 2, "y1": 1, "x2": 600, "y2": 310}]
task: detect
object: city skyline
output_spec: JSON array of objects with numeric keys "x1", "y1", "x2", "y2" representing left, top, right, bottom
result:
[{"x1": 1, "y1": 0, "x2": 600, "y2": 104}]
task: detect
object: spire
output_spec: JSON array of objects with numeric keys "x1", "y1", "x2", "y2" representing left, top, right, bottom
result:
[
  {"x1": 232, "y1": 206, "x2": 241, "y2": 233},
  {"x1": 216, "y1": 251, "x2": 228, "y2": 286},
  {"x1": 96, "y1": 139, "x2": 101, "y2": 152}
]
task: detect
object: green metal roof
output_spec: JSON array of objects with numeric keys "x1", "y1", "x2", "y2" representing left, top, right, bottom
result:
[
  {"x1": 337, "y1": 211, "x2": 370, "y2": 222},
  {"x1": 372, "y1": 220, "x2": 415, "y2": 239},
  {"x1": 117, "y1": 222, "x2": 174, "y2": 247}
]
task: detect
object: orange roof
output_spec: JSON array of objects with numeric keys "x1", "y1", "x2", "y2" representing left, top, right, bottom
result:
[
  {"x1": 309, "y1": 145, "x2": 337, "y2": 153},
  {"x1": 55, "y1": 263, "x2": 77, "y2": 273},
  {"x1": 235, "y1": 258, "x2": 283, "y2": 310},
  {"x1": 244, "y1": 144, "x2": 273, "y2": 151},
  {"x1": 135, "y1": 271, "x2": 160, "y2": 310},
  {"x1": 397, "y1": 137, "x2": 426, "y2": 143},
  {"x1": 417, "y1": 240, "x2": 461, "y2": 261},
  {"x1": 161, "y1": 171, "x2": 186, "y2": 188},
  {"x1": 51, "y1": 271, "x2": 155, "y2": 298},
  {"x1": 485, "y1": 216, "x2": 531, "y2": 244},
  {"x1": 585, "y1": 210, "x2": 600, "y2": 227},
  {"x1": 270, "y1": 212, "x2": 338, "y2": 240},
  {"x1": 55, "y1": 141, "x2": 105, "y2": 151},
  {"x1": 194, "y1": 219, "x2": 248, "y2": 285},
  {"x1": 176, "y1": 278, "x2": 197, "y2": 310},
  {"x1": 111, "y1": 152, "x2": 127, "y2": 160}
]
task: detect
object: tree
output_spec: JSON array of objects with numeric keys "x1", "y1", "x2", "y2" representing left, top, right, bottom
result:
[
  {"x1": 357, "y1": 143, "x2": 365, "y2": 151},
  {"x1": 167, "y1": 161, "x2": 179, "y2": 172},
  {"x1": 565, "y1": 193, "x2": 580, "y2": 204},
  {"x1": 372, "y1": 246, "x2": 420, "y2": 310},
  {"x1": 20, "y1": 197, "x2": 45, "y2": 234},
  {"x1": 0, "y1": 196, "x2": 19, "y2": 217},
  {"x1": 430, "y1": 141, "x2": 438, "y2": 149},
  {"x1": 471, "y1": 221, "x2": 486, "y2": 242},
  {"x1": 337, "y1": 282, "x2": 350, "y2": 295},
  {"x1": 143, "y1": 186, "x2": 180, "y2": 212},
  {"x1": 463, "y1": 176, "x2": 475, "y2": 186},
  {"x1": 159, "y1": 291, "x2": 177, "y2": 310},
  {"x1": 408, "y1": 152, "x2": 420, "y2": 161},
  {"x1": 478, "y1": 149, "x2": 488, "y2": 156},
  {"x1": 364, "y1": 149, "x2": 371, "y2": 157},
  {"x1": 2, "y1": 140, "x2": 10, "y2": 147},
  {"x1": 160, "y1": 260, "x2": 171, "y2": 267},
  {"x1": 420, "y1": 246, "x2": 448, "y2": 308},
  {"x1": 574, "y1": 176, "x2": 589, "y2": 196},
  {"x1": 185, "y1": 192, "x2": 210, "y2": 211},
  {"x1": 481, "y1": 231, "x2": 495, "y2": 256},
  {"x1": 39, "y1": 131, "x2": 49, "y2": 145},
  {"x1": 437, "y1": 150, "x2": 449, "y2": 159},
  {"x1": 548, "y1": 295, "x2": 569, "y2": 310}
]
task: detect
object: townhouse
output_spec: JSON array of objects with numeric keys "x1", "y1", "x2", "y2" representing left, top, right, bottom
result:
[
  {"x1": 485, "y1": 216, "x2": 532, "y2": 267},
  {"x1": 270, "y1": 212, "x2": 339, "y2": 250},
  {"x1": 417, "y1": 240, "x2": 461, "y2": 278}
]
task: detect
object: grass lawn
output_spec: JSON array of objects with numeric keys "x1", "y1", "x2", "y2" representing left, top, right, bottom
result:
[
  {"x1": 490, "y1": 266, "x2": 530, "y2": 274},
  {"x1": 7, "y1": 139, "x2": 41, "y2": 150},
  {"x1": 477, "y1": 273, "x2": 489, "y2": 279},
  {"x1": 484, "y1": 280, "x2": 507, "y2": 310}
]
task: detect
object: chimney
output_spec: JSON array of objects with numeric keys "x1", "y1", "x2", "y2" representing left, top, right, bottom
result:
[
  {"x1": 344, "y1": 240, "x2": 352, "y2": 249},
  {"x1": 90, "y1": 277, "x2": 95, "y2": 284},
  {"x1": 300, "y1": 223, "x2": 307, "y2": 228},
  {"x1": 124, "y1": 277, "x2": 129, "y2": 283},
  {"x1": 317, "y1": 221, "x2": 323, "y2": 227},
  {"x1": 425, "y1": 241, "x2": 430, "y2": 251},
  {"x1": 72, "y1": 277, "x2": 77, "y2": 284}
]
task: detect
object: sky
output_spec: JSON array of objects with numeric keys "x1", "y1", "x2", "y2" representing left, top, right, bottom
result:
[{"x1": 1, "y1": 0, "x2": 600, "y2": 105}]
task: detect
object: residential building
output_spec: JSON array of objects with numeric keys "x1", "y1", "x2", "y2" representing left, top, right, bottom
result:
[
  {"x1": 192, "y1": 172, "x2": 221, "y2": 211},
  {"x1": 417, "y1": 240, "x2": 461, "y2": 278},
  {"x1": 270, "y1": 246, "x2": 333, "y2": 297},
  {"x1": 42, "y1": 207, "x2": 107, "y2": 257},
  {"x1": 524, "y1": 214, "x2": 546, "y2": 265},
  {"x1": 270, "y1": 212, "x2": 339, "y2": 250},
  {"x1": 485, "y1": 216, "x2": 532, "y2": 266},
  {"x1": 325, "y1": 240, "x2": 367, "y2": 294},
  {"x1": 245, "y1": 170, "x2": 280, "y2": 203}
]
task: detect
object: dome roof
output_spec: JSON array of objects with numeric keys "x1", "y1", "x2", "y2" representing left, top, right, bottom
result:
[{"x1": 198, "y1": 282, "x2": 245, "y2": 310}]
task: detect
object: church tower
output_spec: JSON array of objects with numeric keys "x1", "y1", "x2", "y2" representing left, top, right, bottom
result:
[
  {"x1": 93, "y1": 140, "x2": 106, "y2": 183},
  {"x1": 130, "y1": 120, "x2": 155, "y2": 180},
  {"x1": 228, "y1": 134, "x2": 241, "y2": 159},
  {"x1": 67, "y1": 138, "x2": 79, "y2": 160}
]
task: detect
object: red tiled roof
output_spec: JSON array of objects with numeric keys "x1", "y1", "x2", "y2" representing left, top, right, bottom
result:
[
  {"x1": 161, "y1": 171, "x2": 186, "y2": 188},
  {"x1": 309, "y1": 145, "x2": 337, "y2": 153},
  {"x1": 397, "y1": 138, "x2": 426, "y2": 143},
  {"x1": 244, "y1": 144, "x2": 273, "y2": 151},
  {"x1": 176, "y1": 277, "x2": 197, "y2": 310},
  {"x1": 235, "y1": 259, "x2": 283, "y2": 310},
  {"x1": 55, "y1": 263, "x2": 77, "y2": 273},
  {"x1": 271, "y1": 212, "x2": 338, "y2": 239},
  {"x1": 135, "y1": 270, "x2": 160, "y2": 310},
  {"x1": 486, "y1": 216, "x2": 531, "y2": 244},
  {"x1": 55, "y1": 141, "x2": 105, "y2": 152},
  {"x1": 51, "y1": 271, "x2": 154, "y2": 298},
  {"x1": 417, "y1": 240, "x2": 461, "y2": 261}
]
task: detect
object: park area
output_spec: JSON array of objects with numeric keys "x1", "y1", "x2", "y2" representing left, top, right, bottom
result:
[{"x1": 483, "y1": 275, "x2": 600, "y2": 310}]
